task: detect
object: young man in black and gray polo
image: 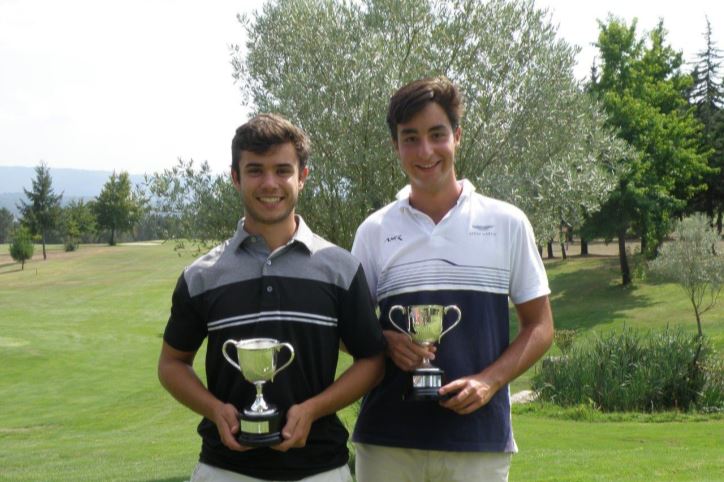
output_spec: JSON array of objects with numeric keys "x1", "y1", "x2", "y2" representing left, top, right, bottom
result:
[{"x1": 158, "y1": 114, "x2": 385, "y2": 481}]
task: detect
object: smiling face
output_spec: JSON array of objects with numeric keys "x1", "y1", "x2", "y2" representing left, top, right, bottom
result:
[
  {"x1": 232, "y1": 142, "x2": 308, "y2": 233},
  {"x1": 394, "y1": 102, "x2": 461, "y2": 197}
]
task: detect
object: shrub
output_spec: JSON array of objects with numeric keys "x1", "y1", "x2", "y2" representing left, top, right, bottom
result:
[
  {"x1": 9, "y1": 226, "x2": 34, "y2": 270},
  {"x1": 532, "y1": 327, "x2": 716, "y2": 412},
  {"x1": 553, "y1": 329, "x2": 577, "y2": 354}
]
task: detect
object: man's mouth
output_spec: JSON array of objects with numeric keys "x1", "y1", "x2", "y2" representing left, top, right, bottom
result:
[
  {"x1": 417, "y1": 160, "x2": 440, "y2": 170},
  {"x1": 258, "y1": 196, "x2": 283, "y2": 204}
]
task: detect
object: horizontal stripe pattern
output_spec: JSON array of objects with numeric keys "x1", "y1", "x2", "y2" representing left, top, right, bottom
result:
[
  {"x1": 208, "y1": 310, "x2": 338, "y2": 332},
  {"x1": 378, "y1": 259, "x2": 510, "y2": 301}
]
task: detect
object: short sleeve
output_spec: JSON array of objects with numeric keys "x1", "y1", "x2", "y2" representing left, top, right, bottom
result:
[
  {"x1": 337, "y1": 265, "x2": 386, "y2": 359},
  {"x1": 509, "y1": 215, "x2": 550, "y2": 305},
  {"x1": 351, "y1": 223, "x2": 379, "y2": 304},
  {"x1": 163, "y1": 271, "x2": 207, "y2": 352}
]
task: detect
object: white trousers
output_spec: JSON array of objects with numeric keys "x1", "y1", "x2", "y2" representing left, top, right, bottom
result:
[{"x1": 191, "y1": 462, "x2": 352, "y2": 482}]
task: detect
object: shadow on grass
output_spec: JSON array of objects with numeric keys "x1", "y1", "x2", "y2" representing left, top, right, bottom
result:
[
  {"x1": 0, "y1": 265, "x2": 23, "y2": 274},
  {"x1": 510, "y1": 256, "x2": 653, "y2": 335}
]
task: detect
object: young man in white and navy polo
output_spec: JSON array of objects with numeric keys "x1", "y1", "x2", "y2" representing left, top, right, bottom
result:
[{"x1": 352, "y1": 77, "x2": 554, "y2": 482}]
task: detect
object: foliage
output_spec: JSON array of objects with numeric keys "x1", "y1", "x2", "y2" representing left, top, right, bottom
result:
[
  {"x1": 93, "y1": 171, "x2": 142, "y2": 246},
  {"x1": 587, "y1": 18, "x2": 711, "y2": 284},
  {"x1": 689, "y1": 17, "x2": 724, "y2": 233},
  {"x1": 0, "y1": 207, "x2": 14, "y2": 243},
  {"x1": 60, "y1": 199, "x2": 97, "y2": 251},
  {"x1": 649, "y1": 214, "x2": 724, "y2": 337},
  {"x1": 553, "y1": 328, "x2": 577, "y2": 354},
  {"x1": 232, "y1": 0, "x2": 627, "y2": 248},
  {"x1": 9, "y1": 225, "x2": 34, "y2": 269},
  {"x1": 533, "y1": 327, "x2": 717, "y2": 412},
  {"x1": 144, "y1": 158, "x2": 240, "y2": 253},
  {"x1": 16, "y1": 161, "x2": 63, "y2": 260}
]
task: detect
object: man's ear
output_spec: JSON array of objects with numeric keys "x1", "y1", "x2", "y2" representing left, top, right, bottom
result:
[
  {"x1": 231, "y1": 167, "x2": 241, "y2": 191},
  {"x1": 298, "y1": 166, "x2": 309, "y2": 189},
  {"x1": 391, "y1": 137, "x2": 401, "y2": 158},
  {"x1": 454, "y1": 126, "x2": 462, "y2": 146}
]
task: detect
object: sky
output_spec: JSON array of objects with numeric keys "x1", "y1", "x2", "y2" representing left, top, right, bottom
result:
[{"x1": 1, "y1": 0, "x2": 722, "y2": 176}]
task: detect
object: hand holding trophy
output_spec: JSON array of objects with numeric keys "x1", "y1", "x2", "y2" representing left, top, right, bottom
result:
[
  {"x1": 388, "y1": 304, "x2": 461, "y2": 401},
  {"x1": 222, "y1": 338, "x2": 295, "y2": 446}
]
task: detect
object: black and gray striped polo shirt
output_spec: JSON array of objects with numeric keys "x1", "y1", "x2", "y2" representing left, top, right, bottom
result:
[{"x1": 164, "y1": 216, "x2": 384, "y2": 480}]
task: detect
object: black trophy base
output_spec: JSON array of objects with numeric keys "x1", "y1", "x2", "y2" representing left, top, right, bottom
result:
[
  {"x1": 404, "y1": 367, "x2": 446, "y2": 402},
  {"x1": 237, "y1": 411, "x2": 284, "y2": 447}
]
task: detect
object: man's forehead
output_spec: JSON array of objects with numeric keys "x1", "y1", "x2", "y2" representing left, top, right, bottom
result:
[
  {"x1": 239, "y1": 144, "x2": 298, "y2": 166},
  {"x1": 398, "y1": 123, "x2": 450, "y2": 134}
]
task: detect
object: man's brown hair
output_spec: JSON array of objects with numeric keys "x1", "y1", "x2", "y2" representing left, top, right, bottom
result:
[
  {"x1": 386, "y1": 76, "x2": 464, "y2": 141},
  {"x1": 231, "y1": 113, "x2": 310, "y2": 175}
]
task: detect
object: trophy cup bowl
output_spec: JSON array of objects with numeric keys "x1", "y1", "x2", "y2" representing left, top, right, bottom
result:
[
  {"x1": 222, "y1": 337, "x2": 295, "y2": 446},
  {"x1": 388, "y1": 304, "x2": 461, "y2": 401}
]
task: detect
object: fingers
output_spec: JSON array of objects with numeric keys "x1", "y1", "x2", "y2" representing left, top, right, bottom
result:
[
  {"x1": 215, "y1": 404, "x2": 251, "y2": 451},
  {"x1": 383, "y1": 330, "x2": 436, "y2": 372},
  {"x1": 438, "y1": 378, "x2": 494, "y2": 415},
  {"x1": 271, "y1": 405, "x2": 310, "y2": 452}
]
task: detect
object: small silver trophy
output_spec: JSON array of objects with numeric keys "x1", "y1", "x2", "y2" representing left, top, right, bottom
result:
[
  {"x1": 388, "y1": 304, "x2": 461, "y2": 401},
  {"x1": 222, "y1": 337, "x2": 295, "y2": 446}
]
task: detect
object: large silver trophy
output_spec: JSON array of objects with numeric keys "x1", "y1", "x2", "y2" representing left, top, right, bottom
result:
[
  {"x1": 222, "y1": 337, "x2": 295, "y2": 446},
  {"x1": 388, "y1": 304, "x2": 461, "y2": 401}
]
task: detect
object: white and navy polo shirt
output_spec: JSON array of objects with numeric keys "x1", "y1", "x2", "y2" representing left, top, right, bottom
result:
[
  {"x1": 164, "y1": 216, "x2": 385, "y2": 480},
  {"x1": 351, "y1": 179, "x2": 549, "y2": 453}
]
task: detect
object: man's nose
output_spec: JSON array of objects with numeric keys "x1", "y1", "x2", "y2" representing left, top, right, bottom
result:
[{"x1": 420, "y1": 139, "x2": 434, "y2": 158}]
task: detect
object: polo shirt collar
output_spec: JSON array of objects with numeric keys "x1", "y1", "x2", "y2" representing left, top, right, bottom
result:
[
  {"x1": 233, "y1": 215, "x2": 316, "y2": 253},
  {"x1": 394, "y1": 179, "x2": 476, "y2": 212}
]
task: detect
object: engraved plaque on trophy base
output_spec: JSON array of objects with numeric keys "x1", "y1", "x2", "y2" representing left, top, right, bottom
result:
[{"x1": 237, "y1": 410, "x2": 284, "y2": 447}]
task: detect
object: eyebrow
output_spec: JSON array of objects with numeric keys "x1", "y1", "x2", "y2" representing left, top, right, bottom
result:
[{"x1": 399, "y1": 124, "x2": 449, "y2": 136}]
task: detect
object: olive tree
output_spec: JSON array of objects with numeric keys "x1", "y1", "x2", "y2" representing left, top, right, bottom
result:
[
  {"x1": 232, "y1": 0, "x2": 628, "y2": 248},
  {"x1": 650, "y1": 214, "x2": 724, "y2": 337}
]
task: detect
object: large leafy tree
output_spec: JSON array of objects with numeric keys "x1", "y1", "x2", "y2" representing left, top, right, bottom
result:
[
  {"x1": 587, "y1": 17, "x2": 710, "y2": 285},
  {"x1": 0, "y1": 207, "x2": 14, "y2": 244},
  {"x1": 60, "y1": 199, "x2": 97, "y2": 250},
  {"x1": 17, "y1": 162, "x2": 63, "y2": 260},
  {"x1": 231, "y1": 0, "x2": 627, "y2": 249},
  {"x1": 93, "y1": 171, "x2": 142, "y2": 246},
  {"x1": 145, "y1": 158, "x2": 240, "y2": 253},
  {"x1": 689, "y1": 17, "x2": 724, "y2": 233}
]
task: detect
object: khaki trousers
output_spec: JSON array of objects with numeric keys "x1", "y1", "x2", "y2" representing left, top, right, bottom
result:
[{"x1": 354, "y1": 443, "x2": 512, "y2": 482}]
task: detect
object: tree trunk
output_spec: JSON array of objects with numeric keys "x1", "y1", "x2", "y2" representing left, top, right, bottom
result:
[
  {"x1": 692, "y1": 296, "x2": 703, "y2": 338},
  {"x1": 580, "y1": 238, "x2": 589, "y2": 256},
  {"x1": 618, "y1": 230, "x2": 631, "y2": 286},
  {"x1": 547, "y1": 241, "x2": 555, "y2": 259},
  {"x1": 560, "y1": 241, "x2": 567, "y2": 260},
  {"x1": 717, "y1": 209, "x2": 723, "y2": 235},
  {"x1": 110, "y1": 227, "x2": 116, "y2": 246},
  {"x1": 42, "y1": 231, "x2": 47, "y2": 260}
]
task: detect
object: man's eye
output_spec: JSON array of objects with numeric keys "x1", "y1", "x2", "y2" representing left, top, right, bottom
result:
[{"x1": 402, "y1": 137, "x2": 417, "y2": 144}]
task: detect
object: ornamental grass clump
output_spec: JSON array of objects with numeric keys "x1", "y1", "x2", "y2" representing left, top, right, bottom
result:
[{"x1": 532, "y1": 327, "x2": 718, "y2": 412}]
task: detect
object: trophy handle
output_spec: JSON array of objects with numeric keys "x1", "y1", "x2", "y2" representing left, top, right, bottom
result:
[
  {"x1": 388, "y1": 305, "x2": 410, "y2": 337},
  {"x1": 271, "y1": 342, "x2": 295, "y2": 380},
  {"x1": 222, "y1": 339, "x2": 241, "y2": 371},
  {"x1": 439, "y1": 305, "x2": 462, "y2": 341}
]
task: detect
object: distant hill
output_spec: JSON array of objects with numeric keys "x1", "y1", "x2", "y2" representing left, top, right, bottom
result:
[{"x1": 0, "y1": 166, "x2": 145, "y2": 218}]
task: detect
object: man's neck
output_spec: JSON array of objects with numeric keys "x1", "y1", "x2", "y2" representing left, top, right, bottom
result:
[
  {"x1": 408, "y1": 179, "x2": 462, "y2": 224},
  {"x1": 244, "y1": 215, "x2": 298, "y2": 252}
]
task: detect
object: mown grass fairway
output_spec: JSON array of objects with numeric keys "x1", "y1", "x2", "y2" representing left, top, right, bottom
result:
[{"x1": 0, "y1": 243, "x2": 722, "y2": 481}]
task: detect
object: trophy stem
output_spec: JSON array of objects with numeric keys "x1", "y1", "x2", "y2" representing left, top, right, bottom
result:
[{"x1": 249, "y1": 381, "x2": 272, "y2": 414}]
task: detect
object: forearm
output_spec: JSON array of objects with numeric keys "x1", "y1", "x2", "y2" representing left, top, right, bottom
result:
[
  {"x1": 158, "y1": 355, "x2": 222, "y2": 420},
  {"x1": 479, "y1": 311, "x2": 553, "y2": 392},
  {"x1": 300, "y1": 354, "x2": 384, "y2": 420}
]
